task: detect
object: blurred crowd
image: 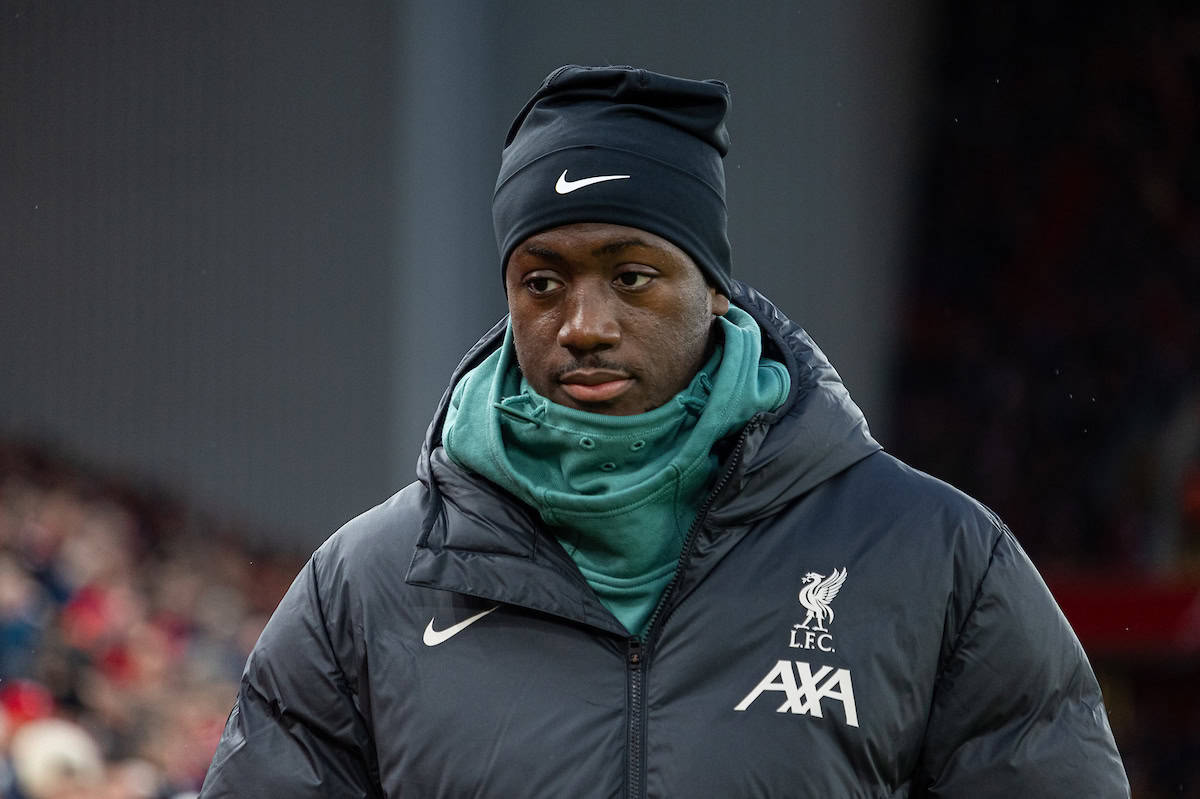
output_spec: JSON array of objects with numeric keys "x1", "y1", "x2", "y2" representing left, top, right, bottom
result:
[{"x1": 0, "y1": 441, "x2": 303, "y2": 799}]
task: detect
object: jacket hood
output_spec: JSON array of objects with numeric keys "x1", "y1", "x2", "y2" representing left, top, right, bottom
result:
[{"x1": 416, "y1": 280, "x2": 880, "y2": 528}]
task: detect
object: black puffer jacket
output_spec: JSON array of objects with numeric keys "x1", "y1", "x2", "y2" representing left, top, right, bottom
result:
[{"x1": 200, "y1": 283, "x2": 1129, "y2": 798}]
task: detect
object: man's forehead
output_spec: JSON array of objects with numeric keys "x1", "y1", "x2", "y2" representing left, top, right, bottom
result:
[{"x1": 514, "y1": 222, "x2": 694, "y2": 262}]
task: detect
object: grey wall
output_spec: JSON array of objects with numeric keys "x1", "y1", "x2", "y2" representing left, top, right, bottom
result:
[
  {"x1": 2, "y1": 1, "x2": 929, "y2": 548},
  {"x1": 1, "y1": 3, "x2": 398, "y2": 544}
]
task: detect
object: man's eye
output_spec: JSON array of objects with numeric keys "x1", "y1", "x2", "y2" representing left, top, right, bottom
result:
[
  {"x1": 615, "y1": 272, "x2": 652, "y2": 289},
  {"x1": 525, "y1": 276, "x2": 562, "y2": 295}
]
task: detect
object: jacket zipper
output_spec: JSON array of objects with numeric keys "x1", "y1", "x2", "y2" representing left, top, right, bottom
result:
[
  {"x1": 623, "y1": 415, "x2": 762, "y2": 799},
  {"x1": 626, "y1": 639, "x2": 645, "y2": 799}
]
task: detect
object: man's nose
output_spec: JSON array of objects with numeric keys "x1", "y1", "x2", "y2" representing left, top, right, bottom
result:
[{"x1": 557, "y1": 281, "x2": 620, "y2": 352}]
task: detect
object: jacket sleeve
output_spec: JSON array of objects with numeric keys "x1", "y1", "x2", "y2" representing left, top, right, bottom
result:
[
  {"x1": 914, "y1": 526, "x2": 1130, "y2": 798},
  {"x1": 199, "y1": 551, "x2": 381, "y2": 798}
]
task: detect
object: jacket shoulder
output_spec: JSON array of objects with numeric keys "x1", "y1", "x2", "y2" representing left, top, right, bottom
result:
[
  {"x1": 315, "y1": 481, "x2": 429, "y2": 575},
  {"x1": 833, "y1": 451, "x2": 1016, "y2": 658},
  {"x1": 845, "y1": 450, "x2": 1008, "y2": 552}
]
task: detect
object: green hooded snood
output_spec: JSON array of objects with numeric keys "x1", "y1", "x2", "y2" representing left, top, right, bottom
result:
[{"x1": 442, "y1": 305, "x2": 788, "y2": 635}]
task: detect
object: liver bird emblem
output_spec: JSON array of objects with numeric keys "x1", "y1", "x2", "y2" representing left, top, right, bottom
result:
[{"x1": 797, "y1": 568, "x2": 847, "y2": 631}]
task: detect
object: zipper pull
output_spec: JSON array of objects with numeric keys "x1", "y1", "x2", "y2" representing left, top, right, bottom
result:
[{"x1": 628, "y1": 640, "x2": 642, "y2": 666}]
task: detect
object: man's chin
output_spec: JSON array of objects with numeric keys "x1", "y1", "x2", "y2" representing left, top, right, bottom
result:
[{"x1": 553, "y1": 392, "x2": 664, "y2": 417}]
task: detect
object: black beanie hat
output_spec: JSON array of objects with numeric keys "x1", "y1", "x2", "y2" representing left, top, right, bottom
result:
[{"x1": 493, "y1": 65, "x2": 733, "y2": 295}]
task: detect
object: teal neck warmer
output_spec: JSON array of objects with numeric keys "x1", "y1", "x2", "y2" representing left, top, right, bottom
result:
[{"x1": 442, "y1": 305, "x2": 789, "y2": 634}]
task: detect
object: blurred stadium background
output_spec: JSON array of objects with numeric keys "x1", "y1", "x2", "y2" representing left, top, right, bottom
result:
[{"x1": 1, "y1": 1, "x2": 1196, "y2": 796}]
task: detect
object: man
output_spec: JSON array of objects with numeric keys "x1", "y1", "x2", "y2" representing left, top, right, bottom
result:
[{"x1": 200, "y1": 65, "x2": 1129, "y2": 797}]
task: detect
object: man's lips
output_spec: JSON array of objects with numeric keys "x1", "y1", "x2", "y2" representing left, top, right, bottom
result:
[{"x1": 558, "y1": 369, "x2": 634, "y2": 404}]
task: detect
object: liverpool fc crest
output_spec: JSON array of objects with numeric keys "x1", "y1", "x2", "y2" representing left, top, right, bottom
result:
[{"x1": 797, "y1": 568, "x2": 847, "y2": 632}]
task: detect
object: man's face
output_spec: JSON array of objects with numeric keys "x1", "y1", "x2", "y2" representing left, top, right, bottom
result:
[{"x1": 505, "y1": 222, "x2": 730, "y2": 416}]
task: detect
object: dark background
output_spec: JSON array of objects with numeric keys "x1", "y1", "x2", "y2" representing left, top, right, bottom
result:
[{"x1": 2, "y1": 1, "x2": 1198, "y2": 796}]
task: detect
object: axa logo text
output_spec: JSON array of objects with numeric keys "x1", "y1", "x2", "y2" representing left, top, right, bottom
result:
[{"x1": 734, "y1": 660, "x2": 859, "y2": 728}]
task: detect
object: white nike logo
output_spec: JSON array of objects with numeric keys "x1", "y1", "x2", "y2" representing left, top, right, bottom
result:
[
  {"x1": 422, "y1": 606, "x2": 499, "y2": 646},
  {"x1": 555, "y1": 169, "x2": 631, "y2": 194}
]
